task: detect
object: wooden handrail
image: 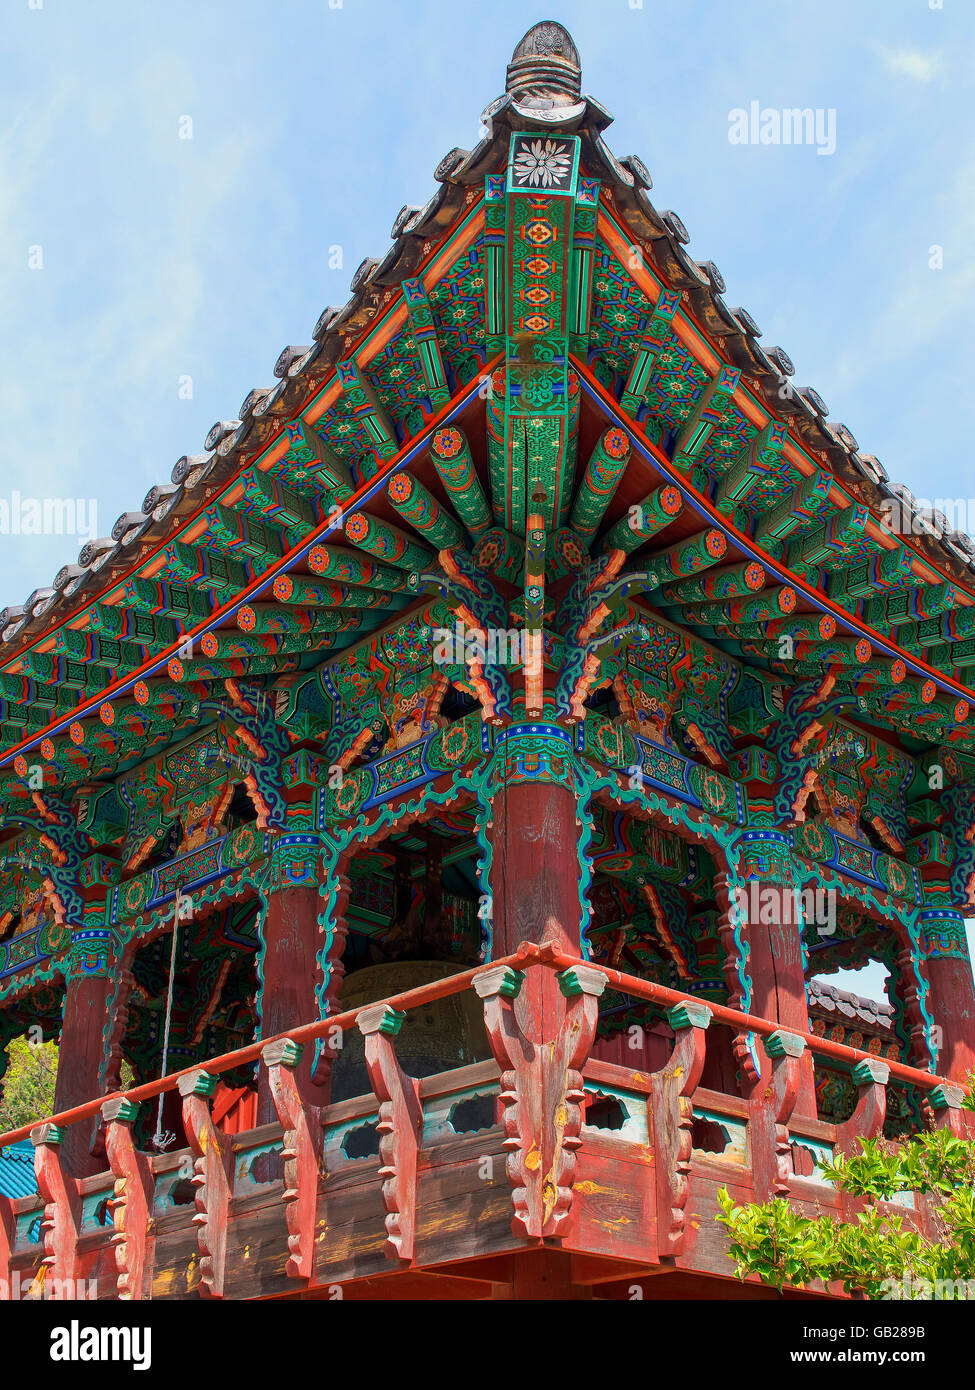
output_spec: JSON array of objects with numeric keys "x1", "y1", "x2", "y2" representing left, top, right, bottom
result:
[
  {"x1": 0, "y1": 940, "x2": 957, "y2": 1150},
  {"x1": 544, "y1": 946, "x2": 955, "y2": 1094},
  {"x1": 0, "y1": 946, "x2": 540, "y2": 1149}
]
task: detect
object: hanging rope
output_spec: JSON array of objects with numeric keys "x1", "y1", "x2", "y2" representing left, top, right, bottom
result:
[{"x1": 151, "y1": 890, "x2": 189, "y2": 1150}]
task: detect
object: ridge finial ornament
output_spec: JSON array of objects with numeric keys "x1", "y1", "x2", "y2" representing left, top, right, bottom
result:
[{"x1": 506, "y1": 21, "x2": 582, "y2": 102}]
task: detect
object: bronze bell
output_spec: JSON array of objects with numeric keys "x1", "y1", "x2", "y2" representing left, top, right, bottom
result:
[{"x1": 329, "y1": 960, "x2": 492, "y2": 1102}]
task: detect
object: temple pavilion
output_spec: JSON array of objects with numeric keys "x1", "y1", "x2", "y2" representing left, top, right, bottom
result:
[{"x1": 0, "y1": 21, "x2": 972, "y2": 1301}]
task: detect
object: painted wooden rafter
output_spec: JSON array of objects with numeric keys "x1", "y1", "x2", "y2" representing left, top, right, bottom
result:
[{"x1": 401, "y1": 277, "x2": 451, "y2": 408}]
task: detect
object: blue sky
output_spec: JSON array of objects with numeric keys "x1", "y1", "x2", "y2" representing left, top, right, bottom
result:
[{"x1": 2, "y1": 0, "x2": 974, "y2": 992}]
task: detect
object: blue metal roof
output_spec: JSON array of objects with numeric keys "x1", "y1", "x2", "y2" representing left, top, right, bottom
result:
[{"x1": 0, "y1": 1142, "x2": 37, "y2": 1198}]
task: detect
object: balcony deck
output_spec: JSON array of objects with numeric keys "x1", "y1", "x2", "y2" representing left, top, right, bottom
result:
[{"x1": 1, "y1": 947, "x2": 965, "y2": 1302}]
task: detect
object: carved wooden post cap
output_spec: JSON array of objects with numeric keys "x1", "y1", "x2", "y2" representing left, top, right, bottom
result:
[
  {"x1": 101, "y1": 1097, "x2": 141, "y2": 1125},
  {"x1": 851, "y1": 1058, "x2": 890, "y2": 1087},
  {"x1": 667, "y1": 1001, "x2": 712, "y2": 1031},
  {"x1": 261, "y1": 1038, "x2": 305, "y2": 1069},
  {"x1": 764, "y1": 1029, "x2": 806, "y2": 1060},
  {"x1": 30, "y1": 1122, "x2": 64, "y2": 1147},
  {"x1": 177, "y1": 1068, "x2": 218, "y2": 1099},
  {"x1": 557, "y1": 964, "x2": 608, "y2": 999},
  {"x1": 356, "y1": 1003, "x2": 405, "y2": 1037},
  {"x1": 472, "y1": 965, "x2": 524, "y2": 1000},
  {"x1": 929, "y1": 1082, "x2": 966, "y2": 1111}
]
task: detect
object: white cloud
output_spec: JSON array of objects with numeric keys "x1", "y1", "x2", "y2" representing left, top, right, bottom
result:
[{"x1": 878, "y1": 46, "x2": 940, "y2": 83}]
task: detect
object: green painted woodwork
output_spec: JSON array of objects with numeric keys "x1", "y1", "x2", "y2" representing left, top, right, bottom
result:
[
  {"x1": 428, "y1": 426, "x2": 494, "y2": 539},
  {"x1": 569, "y1": 427, "x2": 630, "y2": 543},
  {"x1": 385, "y1": 472, "x2": 466, "y2": 550},
  {"x1": 601, "y1": 483, "x2": 684, "y2": 554}
]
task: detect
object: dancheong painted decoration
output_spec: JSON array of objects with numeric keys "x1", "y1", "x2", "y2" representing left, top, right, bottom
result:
[{"x1": 0, "y1": 22, "x2": 973, "y2": 1302}]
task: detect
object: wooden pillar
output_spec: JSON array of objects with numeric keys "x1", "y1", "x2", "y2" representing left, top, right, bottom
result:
[
  {"x1": 745, "y1": 909, "x2": 818, "y2": 1116},
  {"x1": 486, "y1": 776, "x2": 582, "y2": 957},
  {"x1": 504, "y1": 1249, "x2": 592, "y2": 1300},
  {"x1": 724, "y1": 836, "x2": 818, "y2": 1117},
  {"x1": 484, "y1": 767, "x2": 584, "y2": 1057},
  {"x1": 924, "y1": 949, "x2": 975, "y2": 1084},
  {"x1": 256, "y1": 884, "x2": 321, "y2": 1127},
  {"x1": 53, "y1": 931, "x2": 117, "y2": 1177}
]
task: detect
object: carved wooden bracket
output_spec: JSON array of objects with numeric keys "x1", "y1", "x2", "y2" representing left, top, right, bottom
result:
[
  {"x1": 101, "y1": 1097, "x2": 155, "y2": 1301},
  {"x1": 474, "y1": 962, "x2": 604, "y2": 1240},
  {"x1": 178, "y1": 1069, "x2": 232, "y2": 1298},
  {"x1": 894, "y1": 942, "x2": 934, "y2": 1070},
  {"x1": 358, "y1": 1003, "x2": 423, "y2": 1264},
  {"x1": 261, "y1": 1038, "x2": 323, "y2": 1280},
  {"x1": 835, "y1": 1059, "x2": 889, "y2": 1155},
  {"x1": 475, "y1": 966, "x2": 531, "y2": 1235},
  {"x1": 832, "y1": 1058, "x2": 891, "y2": 1227},
  {"x1": 550, "y1": 965, "x2": 606, "y2": 1235},
  {"x1": 928, "y1": 1082, "x2": 975, "y2": 1138},
  {"x1": 748, "y1": 1030, "x2": 807, "y2": 1203},
  {"x1": 649, "y1": 1001, "x2": 711, "y2": 1257},
  {"x1": 31, "y1": 1122, "x2": 82, "y2": 1298}
]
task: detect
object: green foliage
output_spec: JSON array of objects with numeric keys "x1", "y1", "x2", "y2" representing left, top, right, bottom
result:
[
  {"x1": 0, "y1": 1037, "x2": 135, "y2": 1135},
  {"x1": 717, "y1": 1103, "x2": 975, "y2": 1300},
  {"x1": 0, "y1": 1035, "x2": 59, "y2": 1132}
]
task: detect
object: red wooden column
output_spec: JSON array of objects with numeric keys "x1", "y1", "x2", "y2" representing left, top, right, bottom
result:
[
  {"x1": 482, "y1": 745, "x2": 585, "y2": 1076},
  {"x1": 485, "y1": 775, "x2": 583, "y2": 957},
  {"x1": 722, "y1": 834, "x2": 818, "y2": 1118},
  {"x1": 255, "y1": 879, "x2": 322, "y2": 1126},
  {"x1": 924, "y1": 943, "x2": 975, "y2": 1084},
  {"x1": 52, "y1": 931, "x2": 118, "y2": 1177},
  {"x1": 745, "y1": 916, "x2": 817, "y2": 1114}
]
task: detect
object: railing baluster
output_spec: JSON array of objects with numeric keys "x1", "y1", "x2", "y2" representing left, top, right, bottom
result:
[
  {"x1": 101, "y1": 1097, "x2": 154, "y2": 1301},
  {"x1": 835, "y1": 1059, "x2": 889, "y2": 1154},
  {"x1": 358, "y1": 1004, "x2": 423, "y2": 1264},
  {"x1": 261, "y1": 1039, "x2": 322, "y2": 1281},
  {"x1": 928, "y1": 1082, "x2": 973, "y2": 1138},
  {"x1": 749, "y1": 1030, "x2": 807, "y2": 1203},
  {"x1": 475, "y1": 962, "x2": 605, "y2": 1240},
  {"x1": 31, "y1": 1122, "x2": 82, "y2": 1299},
  {"x1": 178, "y1": 1069, "x2": 231, "y2": 1298},
  {"x1": 649, "y1": 1001, "x2": 711, "y2": 1256}
]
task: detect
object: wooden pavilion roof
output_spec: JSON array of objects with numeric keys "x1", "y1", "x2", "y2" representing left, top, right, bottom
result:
[{"x1": 0, "y1": 18, "x2": 973, "y2": 808}]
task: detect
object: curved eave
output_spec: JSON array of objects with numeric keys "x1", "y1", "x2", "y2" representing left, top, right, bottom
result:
[
  {"x1": 2, "y1": 82, "x2": 973, "y2": 777},
  {"x1": 578, "y1": 368, "x2": 975, "y2": 705}
]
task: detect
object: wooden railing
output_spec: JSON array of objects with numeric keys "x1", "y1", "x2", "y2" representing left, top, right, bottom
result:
[{"x1": 0, "y1": 942, "x2": 970, "y2": 1301}]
